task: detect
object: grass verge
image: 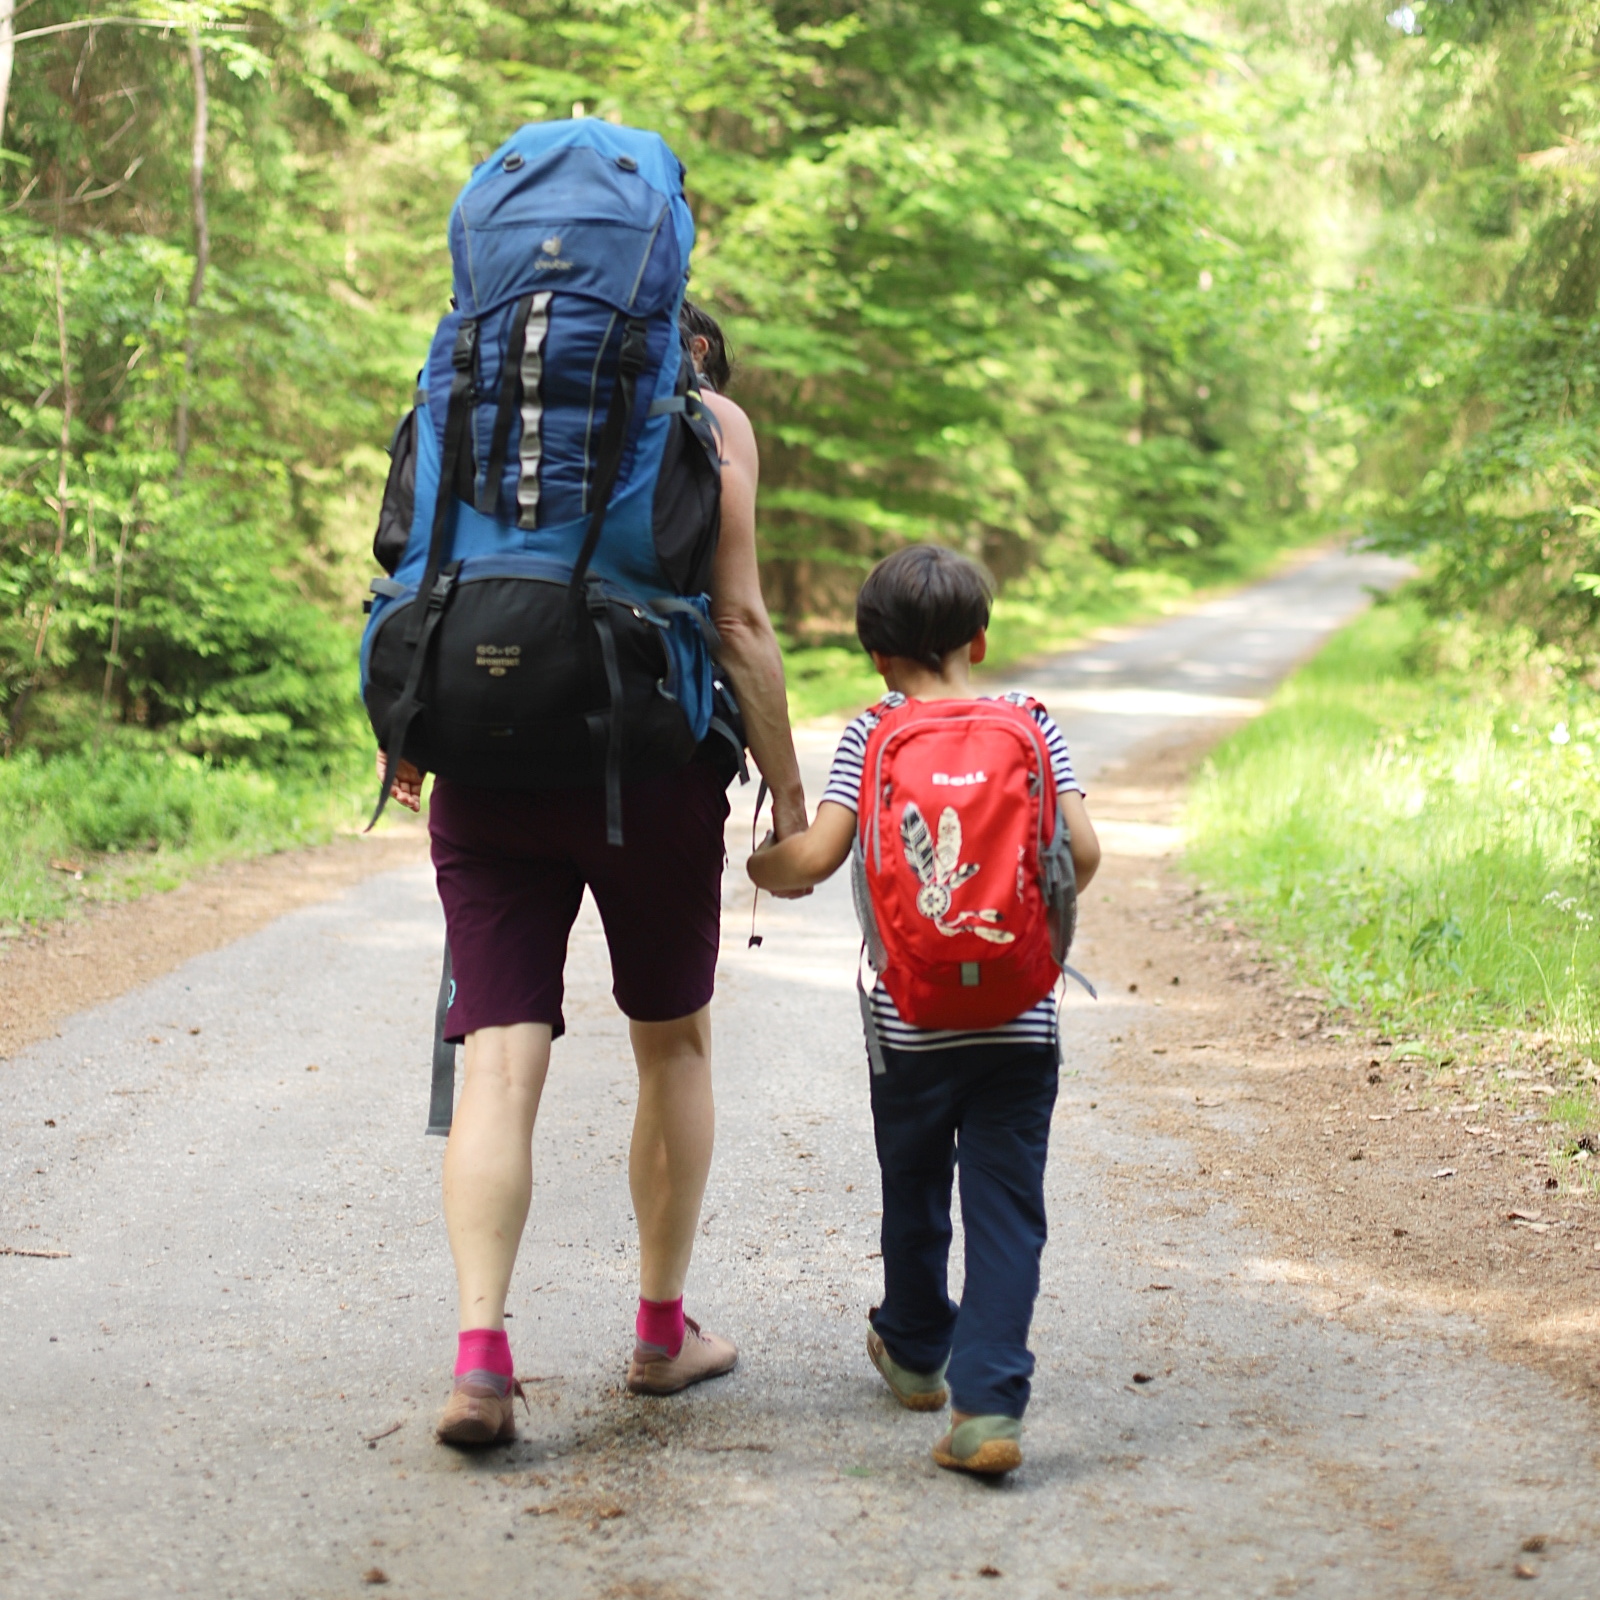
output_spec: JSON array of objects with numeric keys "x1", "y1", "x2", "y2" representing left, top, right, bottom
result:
[
  {"x1": 0, "y1": 744, "x2": 370, "y2": 934},
  {"x1": 1185, "y1": 595, "x2": 1600, "y2": 1187}
]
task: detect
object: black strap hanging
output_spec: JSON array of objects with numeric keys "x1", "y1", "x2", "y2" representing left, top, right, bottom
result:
[
  {"x1": 365, "y1": 318, "x2": 478, "y2": 832},
  {"x1": 408, "y1": 320, "x2": 478, "y2": 645},
  {"x1": 479, "y1": 295, "x2": 534, "y2": 517},
  {"x1": 426, "y1": 941, "x2": 457, "y2": 1136},
  {"x1": 586, "y1": 579, "x2": 628, "y2": 847},
  {"x1": 568, "y1": 317, "x2": 650, "y2": 601}
]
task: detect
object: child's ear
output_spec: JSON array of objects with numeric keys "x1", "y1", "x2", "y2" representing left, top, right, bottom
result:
[
  {"x1": 869, "y1": 650, "x2": 894, "y2": 678},
  {"x1": 969, "y1": 628, "x2": 988, "y2": 666}
]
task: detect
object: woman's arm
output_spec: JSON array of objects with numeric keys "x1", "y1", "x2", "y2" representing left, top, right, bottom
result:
[
  {"x1": 747, "y1": 801, "x2": 857, "y2": 893},
  {"x1": 702, "y1": 391, "x2": 807, "y2": 841}
]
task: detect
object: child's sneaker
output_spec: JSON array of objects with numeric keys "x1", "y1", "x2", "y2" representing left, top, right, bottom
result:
[
  {"x1": 866, "y1": 1324, "x2": 949, "y2": 1411},
  {"x1": 932, "y1": 1412, "x2": 1022, "y2": 1475}
]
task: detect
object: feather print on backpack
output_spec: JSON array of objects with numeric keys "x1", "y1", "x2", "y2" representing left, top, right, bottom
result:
[{"x1": 899, "y1": 802, "x2": 1010, "y2": 942}]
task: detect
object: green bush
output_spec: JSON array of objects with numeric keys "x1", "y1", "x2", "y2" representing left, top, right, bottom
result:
[{"x1": 0, "y1": 744, "x2": 363, "y2": 929}]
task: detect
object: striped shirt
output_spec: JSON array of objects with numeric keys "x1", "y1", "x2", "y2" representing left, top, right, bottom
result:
[{"x1": 822, "y1": 691, "x2": 1084, "y2": 1054}]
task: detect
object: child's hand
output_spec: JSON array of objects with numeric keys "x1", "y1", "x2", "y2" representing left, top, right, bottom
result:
[
  {"x1": 376, "y1": 750, "x2": 424, "y2": 814},
  {"x1": 749, "y1": 831, "x2": 813, "y2": 899}
]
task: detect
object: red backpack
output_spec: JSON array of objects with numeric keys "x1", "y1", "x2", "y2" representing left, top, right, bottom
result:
[{"x1": 850, "y1": 696, "x2": 1083, "y2": 1033}]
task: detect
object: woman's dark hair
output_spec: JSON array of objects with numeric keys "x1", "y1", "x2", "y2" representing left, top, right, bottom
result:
[
  {"x1": 679, "y1": 299, "x2": 731, "y2": 392},
  {"x1": 856, "y1": 545, "x2": 994, "y2": 670}
]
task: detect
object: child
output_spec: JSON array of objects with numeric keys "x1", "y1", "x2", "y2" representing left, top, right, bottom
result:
[{"x1": 747, "y1": 545, "x2": 1099, "y2": 1476}]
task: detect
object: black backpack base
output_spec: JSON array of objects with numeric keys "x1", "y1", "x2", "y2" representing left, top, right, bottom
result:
[{"x1": 364, "y1": 560, "x2": 700, "y2": 796}]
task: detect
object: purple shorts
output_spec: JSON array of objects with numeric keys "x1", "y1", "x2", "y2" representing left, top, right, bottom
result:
[{"x1": 429, "y1": 761, "x2": 730, "y2": 1042}]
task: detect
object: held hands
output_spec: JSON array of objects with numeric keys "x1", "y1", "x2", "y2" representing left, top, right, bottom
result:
[
  {"x1": 375, "y1": 749, "x2": 425, "y2": 814},
  {"x1": 757, "y1": 799, "x2": 814, "y2": 898}
]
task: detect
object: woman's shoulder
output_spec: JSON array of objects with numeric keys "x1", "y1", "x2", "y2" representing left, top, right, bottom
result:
[{"x1": 700, "y1": 389, "x2": 756, "y2": 450}]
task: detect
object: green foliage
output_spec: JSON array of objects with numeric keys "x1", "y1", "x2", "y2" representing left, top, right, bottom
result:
[
  {"x1": 1187, "y1": 598, "x2": 1600, "y2": 1050},
  {"x1": 0, "y1": 0, "x2": 1323, "y2": 803},
  {"x1": 1244, "y1": 0, "x2": 1600, "y2": 662}
]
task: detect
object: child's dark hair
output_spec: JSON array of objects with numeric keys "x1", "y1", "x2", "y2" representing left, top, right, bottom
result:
[
  {"x1": 679, "y1": 299, "x2": 731, "y2": 392},
  {"x1": 856, "y1": 545, "x2": 994, "y2": 671}
]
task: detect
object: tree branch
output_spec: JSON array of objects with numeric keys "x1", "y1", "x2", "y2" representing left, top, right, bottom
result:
[{"x1": 12, "y1": 17, "x2": 249, "y2": 46}]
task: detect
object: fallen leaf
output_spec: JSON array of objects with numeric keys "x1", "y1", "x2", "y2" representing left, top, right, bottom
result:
[
  {"x1": 1196, "y1": 1098, "x2": 1223, "y2": 1108},
  {"x1": 979, "y1": 1566, "x2": 1002, "y2": 1579},
  {"x1": 1145, "y1": 1283, "x2": 1174, "y2": 1292},
  {"x1": 306, "y1": 1064, "x2": 320, "y2": 1073},
  {"x1": 1132, "y1": 1372, "x2": 1153, "y2": 1384},
  {"x1": 1392, "y1": 1228, "x2": 1407, "y2": 1237},
  {"x1": 49, "y1": 859, "x2": 83, "y2": 874},
  {"x1": 1521, "y1": 1535, "x2": 1547, "y2": 1554},
  {"x1": 361, "y1": 1570, "x2": 389, "y2": 1586},
  {"x1": 1433, "y1": 1168, "x2": 1456, "y2": 1179},
  {"x1": 43, "y1": 1119, "x2": 55, "y2": 1128},
  {"x1": 189, "y1": 1026, "x2": 201, "y2": 1035},
  {"x1": 1506, "y1": 1210, "x2": 1542, "y2": 1223},
  {"x1": 1348, "y1": 1150, "x2": 1364, "y2": 1162},
  {"x1": 1514, "y1": 1563, "x2": 1538, "y2": 1579},
  {"x1": 1367, "y1": 1113, "x2": 1394, "y2": 1122}
]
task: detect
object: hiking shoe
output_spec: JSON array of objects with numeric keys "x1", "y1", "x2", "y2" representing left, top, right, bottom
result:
[
  {"x1": 932, "y1": 1412, "x2": 1022, "y2": 1476},
  {"x1": 866, "y1": 1326, "x2": 949, "y2": 1411},
  {"x1": 626, "y1": 1316, "x2": 737, "y2": 1396},
  {"x1": 436, "y1": 1373, "x2": 523, "y2": 1448}
]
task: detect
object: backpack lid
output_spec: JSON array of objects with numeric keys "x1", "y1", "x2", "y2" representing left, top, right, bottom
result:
[{"x1": 448, "y1": 121, "x2": 694, "y2": 320}]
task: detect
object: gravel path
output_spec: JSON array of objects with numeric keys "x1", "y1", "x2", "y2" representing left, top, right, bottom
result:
[{"x1": 5, "y1": 546, "x2": 1595, "y2": 1598}]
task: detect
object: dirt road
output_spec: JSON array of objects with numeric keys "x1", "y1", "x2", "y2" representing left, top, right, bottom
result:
[{"x1": 3, "y1": 546, "x2": 1596, "y2": 1598}]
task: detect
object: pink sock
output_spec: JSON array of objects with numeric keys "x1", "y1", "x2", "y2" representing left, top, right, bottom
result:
[
  {"x1": 455, "y1": 1327, "x2": 514, "y2": 1394},
  {"x1": 636, "y1": 1296, "x2": 685, "y2": 1358}
]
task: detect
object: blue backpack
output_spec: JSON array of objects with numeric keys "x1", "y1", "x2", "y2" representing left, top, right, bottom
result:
[{"x1": 360, "y1": 120, "x2": 726, "y2": 842}]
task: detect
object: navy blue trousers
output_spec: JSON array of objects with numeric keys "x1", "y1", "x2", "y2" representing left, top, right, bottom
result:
[{"x1": 868, "y1": 1038, "x2": 1058, "y2": 1420}]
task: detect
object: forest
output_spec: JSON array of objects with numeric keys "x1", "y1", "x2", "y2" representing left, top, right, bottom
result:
[{"x1": 4, "y1": 1, "x2": 1600, "y2": 1077}]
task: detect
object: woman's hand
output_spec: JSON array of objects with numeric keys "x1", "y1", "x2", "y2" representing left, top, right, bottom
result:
[{"x1": 376, "y1": 750, "x2": 425, "y2": 814}]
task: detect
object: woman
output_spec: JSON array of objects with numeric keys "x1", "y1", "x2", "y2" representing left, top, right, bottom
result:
[{"x1": 382, "y1": 303, "x2": 807, "y2": 1445}]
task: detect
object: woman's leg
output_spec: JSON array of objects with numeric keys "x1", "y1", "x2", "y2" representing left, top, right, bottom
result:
[
  {"x1": 627, "y1": 1006, "x2": 714, "y2": 1302},
  {"x1": 442, "y1": 1021, "x2": 553, "y2": 1331}
]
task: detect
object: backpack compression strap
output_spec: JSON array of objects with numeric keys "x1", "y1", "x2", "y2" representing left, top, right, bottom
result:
[
  {"x1": 564, "y1": 316, "x2": 651, "y2": 846},
  {"x1": 568, "y1": 317, "x2": 650, "y2": 598},
  {"x1": 364, "y1": 318, "x2": 478, "y2": 831}
]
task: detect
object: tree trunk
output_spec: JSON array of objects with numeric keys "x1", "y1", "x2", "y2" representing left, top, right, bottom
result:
[
  {"x1": 8, "y1": 226, "x2": 73, "y2": 752},
  {"x1": 96, "y1": 515, "x2": 132, "y2": 750},
  {"x1": 175, "y1": 26, "x2": 208, "y2": 470},
  {"x1": 0, "y1": 0, "x2": 15, "y2": 153}
]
